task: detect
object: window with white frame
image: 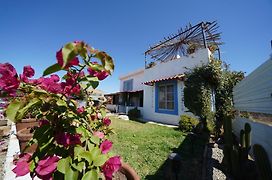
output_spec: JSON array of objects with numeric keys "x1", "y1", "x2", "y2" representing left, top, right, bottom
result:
[{"x1": 158, "y1": 84, "x2": 174, "y2": 110}]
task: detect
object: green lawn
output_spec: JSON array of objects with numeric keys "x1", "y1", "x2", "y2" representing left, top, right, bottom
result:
[{"x1": 109, "y1": 116, "x2": 208, "y2": 179}]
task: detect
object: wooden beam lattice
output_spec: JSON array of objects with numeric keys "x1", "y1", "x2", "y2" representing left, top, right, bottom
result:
[{"x1": 145, "y1": 21, "x2": 222, "y2": 63}]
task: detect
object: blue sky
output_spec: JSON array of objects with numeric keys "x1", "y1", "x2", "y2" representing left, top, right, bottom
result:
[{"x1": 0, "y1": 0, "x2": 271, "y2": 93}]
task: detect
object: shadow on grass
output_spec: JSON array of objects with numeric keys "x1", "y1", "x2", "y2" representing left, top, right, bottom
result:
[{"x1": 145, "y1": 132, "x2": 209, "y2": 180}]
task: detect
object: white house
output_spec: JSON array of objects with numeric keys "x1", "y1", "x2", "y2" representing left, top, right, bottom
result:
[
  {"x1": 106, "y1": 49, "x2": 211, "y2": 125},
  {"x1": 142, "y1": 49, "x2": 211, "y2": 125},
  {"x1": 105, "y1": 21, "x2": 220, "y2": 125},
  {"x1": 105, "y1": 69, "x2": 144, "y2": 114}
]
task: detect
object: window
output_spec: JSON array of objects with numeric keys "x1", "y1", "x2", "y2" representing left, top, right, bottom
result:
[
  {"x1": 158, "y1": 84, "x2": 174, "y2": 109},
  {"x1": 155, "y1": 80, "x2": 178, "y2": 115},
  {"x1": 123, "y1": 79, "x2": 133, "y2": 91}
]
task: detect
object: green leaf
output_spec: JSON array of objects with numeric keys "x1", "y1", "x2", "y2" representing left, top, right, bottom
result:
[
  {"x1": 64, "y1": 167, "x2": 79, "y2": 180},
  {"x1": 74, "y1": 146, "x2": 85, "y2": 161},
  {"x1": 87, "y1": 81, "x2": 99, "y2": 89},
  {"x1": 87, "y1": 141, "x2": 95, "y2": 151},
  {"x1": 88, "y1": 63, "x2": 104, "y2": 71},
  {"x1": 62, "y1": 43, "x2": 77, "y2": 68},
  {"x1": 29, "y1": 161, "x2": 35, "y2": 172},
  {"x1": 90, "y1": 135, "x2": 100, "y2": 145},
  {"x1": 16, "y1": 98, "x2": 41, "y2": 120},
  {"x1": 82, "y1": 170, "x2": 98, "y2": 180},
  {"x1": 90, "y1": 147, "x2": 101, "y2": 158},
  {"x1": 57, "y1": 157, "x2": 71, "y2": 174},
  {"x1": 43, "y1": 63, "x2": 62, "y2": 76},
  {"x1": 76, "y1": 127, "x2": 90, "y2": 138},
  {"x1": 56, "y1": 99, "x2": 67, "y2": 107},
  {"x1": 100, "y1": 108, "x2": 107, "y2": 117},
  {"x1": 79, "y1": 151, "x2": 93, "y2": 163},
  {"x1": 79, "y1": 147, "x2": 101, "y2": 164},
  {"x1": 93, "y1": 154, "x2": 107, "y2": 167},
  {"x1": 95, "y1": 51, "x2": 114, "y2": 74},
  {"x1": 77, "y1": 42, "x2": 88, "y2": 60},
  {"x1": 71, "y1": 161, "x2": 85, "y2": 172},
  {"x1": 40, "y1": 137, "x2": 54, "y2": 151},
  {"x1": 6, "y1": 99, "x2": 24, "y2": 122}
]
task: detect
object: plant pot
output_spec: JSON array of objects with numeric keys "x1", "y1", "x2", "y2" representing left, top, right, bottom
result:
[
  {"x1": 16, "y1": 118, "x2": 38, "y2": 132},
  {"x1": 114, "y1": 163, "x2": 140, "y2": 180},
  {"x1": 17, "y1": 127, "x2": 37, "y2": 153}
]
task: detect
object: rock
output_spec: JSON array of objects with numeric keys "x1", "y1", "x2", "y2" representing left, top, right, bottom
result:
[
  {"x1": 0, "y1": 126, "x2": 9, "y2": 137},
  {"x1": 118, "y1": 115, "x2": 129, "y2": 120}
]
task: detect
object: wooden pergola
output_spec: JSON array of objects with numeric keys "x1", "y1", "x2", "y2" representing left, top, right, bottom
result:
[{"x1": 144, "y1": 21, "x2": 222, "y2": 68}]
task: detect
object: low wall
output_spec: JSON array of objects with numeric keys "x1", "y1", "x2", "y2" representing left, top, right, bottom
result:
[
  {"x1": 106, "y1": 104, "x2": 143, "y2": 116},
  {"x1": 232, "y1": 116, "x2": 272, "y2": 165}
]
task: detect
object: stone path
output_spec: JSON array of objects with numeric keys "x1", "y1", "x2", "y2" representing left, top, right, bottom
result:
[{"x1": 205, "y1": 143, "x2": 229, "y2": 180}]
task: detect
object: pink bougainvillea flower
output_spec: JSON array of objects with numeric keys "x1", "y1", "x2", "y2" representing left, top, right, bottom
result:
[
  {"x1": 38, "y1": 75, "x2": 62, "y2": 94},
  {"x1": 87, "y1": 68, "x2": 109, "y2": 81},
  {"x1": 12, "y1": 161, "x2": 30, "y2": 177},
  {"x1": 55, "y1": 132, "x2": 70, "y2": 147},
  {"x1": 56, "y1": 49, "x2": 79, "y2": 68},
  {"x1": 103, "y1": 117, "x2": 111, "y2": 126},
  {"x1": 13, "y1": 153, "x2": 31, "y2": 165},
  {"x1": 61, "y1": 83, "x2": 81, "y2": 97},
  {"x1": 39, "y1": 120, "x2": 50, "y2": 127},
  {"x1": 0, "y1": 63, "x2": 20, "y2": 95},
  {"x1": 50, "y1": 74, "x2": 60, "y2": 82},
  {"x1": 19, "y1": 65, "x2": 35, "y2": 83},
  {"x1": 35, "y1": 155, "x2": 59, "y2": 179},
  {"x1": 61, "y1": 71, "x2": 83, "y2": 97},
  {"x1": 100, "y1": 140, "x2": 112, "y2": 154},
  {"x1": 23, "y1": 65, "x2": 35, "y2": 78},
  {"x1": 55, "y1": 132, "x2": 81, "y2": 147},
  {"x1": 93, "y1": 131, "x2": 104, "y2": 139},
  {"x1": 77, "y1": 106, "x2": 85, "y2": 114},
  {"x1": 90, "y1": 113, "x2": 98, "y2": 121},
  {"x1": 69, "y1": 133, "x2": 81, "y2": 146},
  {"x1": 102, "y1": 156, "x2": 122, "y2": 180},
  {"x1": 74, "y1": 40, "x2": 83, "y2": 45},
  {"x1": 12, "y1": 153, "x2": 32, "y2": 177},
  {"x1": 96, "y1": 70, "x2": 109, "y2": 80},
  {"x1": 87, "y1": 67, "x2": 96, "y2": 76}
]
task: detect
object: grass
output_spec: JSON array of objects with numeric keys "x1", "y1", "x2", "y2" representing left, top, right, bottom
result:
[{"x1": 109, "y1": 116, "x2": 209, "y2": 179}]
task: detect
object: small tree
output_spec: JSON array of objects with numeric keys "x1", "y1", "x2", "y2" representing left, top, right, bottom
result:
[{"x1": 184, "y1": 58, "x2": 244, "y2": 134}]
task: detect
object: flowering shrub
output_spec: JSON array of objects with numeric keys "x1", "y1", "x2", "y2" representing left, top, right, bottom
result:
[{"x1": 0, "y1": 41, "x2": 121, "y2": 179}]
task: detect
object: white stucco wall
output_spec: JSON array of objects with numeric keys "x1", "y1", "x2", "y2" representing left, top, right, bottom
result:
[
  {"x1": 144, "y1": 48, "x2": 211, "y2": 82},
  {"x1": 142, "y1": 81, "x2": 185, "y2": 125},
  {"x1": 142, "y1": 48, "x2": 211, "y2": 125},
  {"x1": 119, "y1": 69, "x2": 144, "y2": 92},
  {"x1": 232, "y1": 117, "x2": 272, "y2": 166}
]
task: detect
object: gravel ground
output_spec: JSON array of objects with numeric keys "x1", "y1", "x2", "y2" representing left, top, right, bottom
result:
[
  {"x1": 0, "y1": 135, "x2": 9, "y2": 179},
  {"x1": 205, "y1": 143, "x2": 228, "y2": 180}
]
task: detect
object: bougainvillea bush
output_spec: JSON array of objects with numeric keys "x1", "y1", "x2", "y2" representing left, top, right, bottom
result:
[{"x1": 0, "y1": 41, "x2": 121, "y2": 180}]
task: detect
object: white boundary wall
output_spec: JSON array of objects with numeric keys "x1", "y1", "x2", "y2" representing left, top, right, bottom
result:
[{"x1": 233, "y1": 54, "x2": 272, "y2": 165}]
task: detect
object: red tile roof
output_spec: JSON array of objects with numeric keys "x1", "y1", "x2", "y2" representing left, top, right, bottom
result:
[{"x1": 143, "y1": 74, "x2": 185, "y2": 86}]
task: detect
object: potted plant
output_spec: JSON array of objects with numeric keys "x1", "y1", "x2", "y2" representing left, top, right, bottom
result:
[{"x1": 0, "y1": 41, "x2": 138, "y2": 180}]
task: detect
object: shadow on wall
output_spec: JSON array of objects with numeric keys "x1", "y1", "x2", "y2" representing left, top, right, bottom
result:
[{"x1": 145, "y1": 131, "x2": 209, "y2": 180}]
